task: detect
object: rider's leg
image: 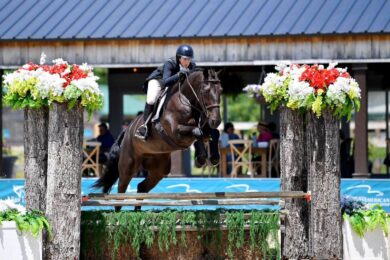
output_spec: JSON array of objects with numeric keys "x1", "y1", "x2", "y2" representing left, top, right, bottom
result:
[{"x1": 135, "y1": 79, "x2": 161, "y2": 139}]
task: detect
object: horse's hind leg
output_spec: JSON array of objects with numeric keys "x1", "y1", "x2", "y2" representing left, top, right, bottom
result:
[
  {"x1": 135, "y1": 154, "x2": 171, "y2": 210},
  {"x1": 115, "y1": 155, "x2": 140, "y2": 212}
]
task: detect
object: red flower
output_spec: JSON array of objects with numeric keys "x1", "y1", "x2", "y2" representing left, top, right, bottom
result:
[
  {"x1": 17, "y1": 60, "x2": 89, "y2": 89},
  {"x1": 298, "y1": 64, "x2": 348, "y2": 94}
]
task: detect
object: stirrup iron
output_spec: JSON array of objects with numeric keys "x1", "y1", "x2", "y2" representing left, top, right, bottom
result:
[{"x1": 135, "y1": 124, "x2": 148, "y2": 140}]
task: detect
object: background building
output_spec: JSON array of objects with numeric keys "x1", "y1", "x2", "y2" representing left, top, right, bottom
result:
[{"x1": 1, "y1": 0, "x2": 390, "y2": 175}]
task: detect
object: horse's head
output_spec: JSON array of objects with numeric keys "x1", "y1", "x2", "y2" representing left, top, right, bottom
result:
[
  {"x1": 198, "y1": 68, "x2": 223, "y2": 129},
  {"x1": 180, "y1": 68, "x2": 222, "y2": 129}
]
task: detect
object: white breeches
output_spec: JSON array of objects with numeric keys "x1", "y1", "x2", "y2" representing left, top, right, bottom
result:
[{"x1": 146, "y1": 79, "x2": 162, "y2": 105}]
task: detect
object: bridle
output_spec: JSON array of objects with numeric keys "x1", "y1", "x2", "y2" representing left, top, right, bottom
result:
[{"x1": 178, "y1": 71, "x2": 220, "y2": 126}]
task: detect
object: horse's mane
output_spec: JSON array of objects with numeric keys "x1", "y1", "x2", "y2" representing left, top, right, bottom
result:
[
  {"x1": 192, "y1": 68, "x2": 205, "y2": 72},
  {"x1": 170, "y1": 69, "x2": 204, "y2": 93}
]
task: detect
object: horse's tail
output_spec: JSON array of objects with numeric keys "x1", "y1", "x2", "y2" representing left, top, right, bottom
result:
[{"x1": 92, "y1": 129, "x2": 126, "y2": 193}]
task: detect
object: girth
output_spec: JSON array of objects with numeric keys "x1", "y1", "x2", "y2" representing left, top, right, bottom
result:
[{"x1": 154, "y1": 122, "x2": 188, "y2": 150}]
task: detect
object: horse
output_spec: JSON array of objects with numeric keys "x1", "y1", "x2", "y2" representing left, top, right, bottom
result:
[{"x1": 93, "y1": 68, "x2": 222, "y2": 210}]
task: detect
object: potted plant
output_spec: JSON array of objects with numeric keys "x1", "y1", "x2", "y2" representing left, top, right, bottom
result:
[
  {"x1": 341, "y1": 197, "x2": 389, "y2": 259},
  {"x1": 0, "y1": 200, "x2": 52, "y2": 259},
  {"x1": 1, "y1": 139, "x2": 18, "y2": 178}
]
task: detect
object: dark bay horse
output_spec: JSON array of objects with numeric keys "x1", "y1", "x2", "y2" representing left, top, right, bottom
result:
[{"x1": 93, "y1": 69, "x2": 222, "y2": 209}]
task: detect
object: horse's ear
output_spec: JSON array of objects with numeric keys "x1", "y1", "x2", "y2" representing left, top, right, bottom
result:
[{"x1": 216, "y1": 69, "x2": 224, "y2": 77}]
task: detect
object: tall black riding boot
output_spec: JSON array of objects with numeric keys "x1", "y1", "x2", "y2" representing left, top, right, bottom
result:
[{"x1": 135, "y1": 103, "x2": 154, "y2": 140}]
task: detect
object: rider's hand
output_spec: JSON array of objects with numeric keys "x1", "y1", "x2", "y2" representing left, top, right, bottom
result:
[{"x1": 179, "y1": 65, "x2": 189, "y2": 75}]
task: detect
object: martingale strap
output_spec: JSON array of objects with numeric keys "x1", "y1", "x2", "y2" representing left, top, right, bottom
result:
[{"x1": 154, "y1": 122, "x2": 187, "y2": 150}]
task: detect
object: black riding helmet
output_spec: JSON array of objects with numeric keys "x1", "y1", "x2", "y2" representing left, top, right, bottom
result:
[{"x1": 176, "y1": 44, "x2": 194, "y2": 59}]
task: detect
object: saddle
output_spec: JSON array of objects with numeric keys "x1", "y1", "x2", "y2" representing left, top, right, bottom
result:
[
  {"x1": 151, "y1": 87, "x2": 169, "y2": 123},
  {"x1": 148, "y1": 87, "x2": 188, "y2": 150}
]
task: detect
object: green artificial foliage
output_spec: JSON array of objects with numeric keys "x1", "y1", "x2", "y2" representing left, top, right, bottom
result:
[
  {"x1": 0, "y1": 209, "x2": 52, "y2": 239},
  {"x1": 80, "y1": 209, "x2": 280, "y2": 259},
  {"x1": 249, "y1": 211, "x2": 280, "y2": 259},
  {"x1": 226, "y1": 211, "x2": 245, "y2": 258},
  {"x1": 343, "y1": 204, "x2": 390, "y2": 238}
]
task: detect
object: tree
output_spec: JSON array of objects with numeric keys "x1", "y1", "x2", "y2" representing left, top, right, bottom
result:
[
  {"x1": 306, "y1": 111, "x2": 342, "y2": 258},
  {"x1": 24, "y1": 108, "x2": 49, "y2": 212},
  {"x1": 45, "y1": 103, "x2": 84, "y2": 259},
  {"x1": 280, "y1": 108, "x2": 309, "y2": 258}
]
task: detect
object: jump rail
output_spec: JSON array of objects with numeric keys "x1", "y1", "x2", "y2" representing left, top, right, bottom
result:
[{"x1": 82, "y1": 191, "x2": 311, "y2": 207}]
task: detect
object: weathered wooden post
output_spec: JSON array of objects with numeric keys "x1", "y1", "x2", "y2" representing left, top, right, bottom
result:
[
  {"x1": 45, "y1": 103, "x2": 84, "y2": 259},
  {"x1": 279, "y1": 107, "x2": 309, "y2": 258},
  {"x1": 24, "y1": 108, "x2": 49, "y2": 212},
  {"x1": 245, "y1": 62, "x2": 360, "y2": 259},
  {"x1": 306, "y1": 110, "x2": 342, "y2": 258}
]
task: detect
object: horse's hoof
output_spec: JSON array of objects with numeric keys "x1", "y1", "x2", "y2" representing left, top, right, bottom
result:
[
  {"x1": 195, "y1": 156, "x2": 206, "y2": 168},
  {"x1": 209, "y1": 155, "x2": 220, "y2": 166}
]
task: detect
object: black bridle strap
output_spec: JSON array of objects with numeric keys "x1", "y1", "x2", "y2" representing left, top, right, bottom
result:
[{"x1": 206, "y1": 104, "x2": 220, "y2": 109}]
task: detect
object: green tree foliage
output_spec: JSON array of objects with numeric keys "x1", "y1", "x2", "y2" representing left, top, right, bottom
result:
[{"x1": 224, "y1": 94, "x2": 260, "y2": 122}]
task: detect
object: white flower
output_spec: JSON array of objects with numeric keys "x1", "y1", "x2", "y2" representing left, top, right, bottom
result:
[
  {"x1": 52, "y1": 58, "x2": 68, "y2": 65},
  {"x1": 22, "y1": 64, "x2": 32, "y2": 70},
  {"x1": 80, "y1": 63, "x2": 92, "y2": 72},
  {"x1": 336, "y1": 67, "x2": 348, "y2": 74},
  {"x1": 275, "y1": 61, "x2": 291, "y2": 73},
  {"x1": 328, "y1": 62, "x2": 338, "y2": 69},
  {"x1": 61, "y1": 68, "x2": 71, "y2": 77},
  {"x1": 326, "y1": 77, "x2": 361, "y2": 106},
  {"x1": 40, "y1": 52, "x2": 46, "y2": 65},
  {"x1": 36, "y1": 71, "x2": 66, "y2": 98},
  {"x1": 0, "y1": 199, "x2": 26, "y2": 214},
  {"x1": 243, "y1": 84, "x2": 261, "y2": 94},
  {"x1": 71, "y1": 77, "x2": 102, "y2": 96},
  {"x1": 289, "y1": 65, "x2": 306, "y2": 81},
  {"x1": 287, "y1": 80, "x2": 313, "y2": 104}
]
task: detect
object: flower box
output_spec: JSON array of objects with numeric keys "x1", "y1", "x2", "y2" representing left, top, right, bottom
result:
[
  {"x1": 343, "y1": 220, "x2": 389, "y2": 259},
  {"x1": 0, "y1": 221, "x2": 42, "y2": 259}
]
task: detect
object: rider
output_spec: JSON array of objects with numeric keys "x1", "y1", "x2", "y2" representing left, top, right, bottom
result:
[{"x1": 135, "y1": 44, "x2": 196, "y2": 140}]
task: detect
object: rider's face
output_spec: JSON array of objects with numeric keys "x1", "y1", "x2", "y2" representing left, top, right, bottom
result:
[{"x1": 179, "y1": 56, "x2": 191, "y2": 68}]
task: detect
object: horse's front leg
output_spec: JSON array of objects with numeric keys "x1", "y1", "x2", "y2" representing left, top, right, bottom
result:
[
  {"x1": 177, "y1": 124, "x2": 202, "y2": 138},
  {"x1": 177, "y1": 124, "x2": 207, "y2": 167}
]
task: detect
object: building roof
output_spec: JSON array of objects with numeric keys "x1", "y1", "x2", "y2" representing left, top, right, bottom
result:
[{"x1": 0, "y1": 0, "x2": 389, "y2": 40}]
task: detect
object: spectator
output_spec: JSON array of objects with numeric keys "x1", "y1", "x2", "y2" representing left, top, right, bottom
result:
[
  {"x1": 256, "y1": 121, "x2": 273, "y2": 143},
  {"x1": 220, "y1": 122, "x2": 241, "y2": 174},
  {"x1": 220, "y1": 122, "x2": 240, "y2": 148},
  {"x1": 96, "y1": 123, "x2": 115, "y2": 155},
  {"x1": 268, "y1": 122, "x2": 280, "y2": 139}
]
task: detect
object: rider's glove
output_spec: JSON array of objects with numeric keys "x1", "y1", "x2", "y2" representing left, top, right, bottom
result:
[{"x1": 178, "y1": 65, "x2": 190, "y2": 76}]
